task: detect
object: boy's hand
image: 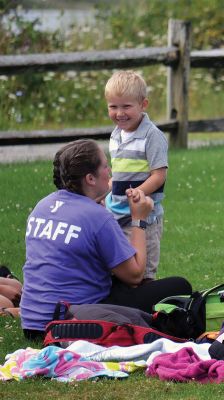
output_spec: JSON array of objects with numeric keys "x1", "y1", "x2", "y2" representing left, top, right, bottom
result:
[
  {"x1": 126, "y1": 187, "x2": 140, "y2": 202},
  {"x1": 126, "y1": 188, "x2": 154, "y2": 220}
]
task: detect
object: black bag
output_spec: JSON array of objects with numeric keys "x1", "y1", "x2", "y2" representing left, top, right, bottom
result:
[{"x1": 153, "y1": 283, "x2": 224, "y2": 339}]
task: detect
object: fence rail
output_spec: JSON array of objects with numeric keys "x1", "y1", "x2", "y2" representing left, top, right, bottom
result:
[
  {"x1": 0, "y1": 47, "x2": 179, "y2": 75},
  {"x1": 1, "y1": 118, "x2": 223, "y2": 146},
  {"x1": 1, "y1": 48, "x2": 224, "y2": 75},
  {"x1": 0, "y1": 19, "x2": 223, "y2": 148},
  {"x1": 0, "y1": 121, "x2": 177, "y2": 146}
]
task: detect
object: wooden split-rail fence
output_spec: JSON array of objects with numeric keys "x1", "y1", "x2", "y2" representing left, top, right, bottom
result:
[{"x1": 0, "y1": 19, "x2": 223, "y2": 148}]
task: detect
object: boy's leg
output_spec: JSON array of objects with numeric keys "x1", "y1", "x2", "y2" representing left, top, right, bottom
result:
[
  {"x1": 122, "y1": 216, "x2": 163, "y2": 280},
  {"x1": 144, "y1": 216, "x2": 163, "y2": 279}
]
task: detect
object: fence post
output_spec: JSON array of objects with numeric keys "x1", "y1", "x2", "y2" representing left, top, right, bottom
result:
[{"x1": 167, "y1": 19, "x2": 191, "y2": 148}]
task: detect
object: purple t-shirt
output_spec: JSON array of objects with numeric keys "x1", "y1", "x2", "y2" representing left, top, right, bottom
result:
[{"x1": 20, "y1": 190, "x2": 135, "y2": 331}]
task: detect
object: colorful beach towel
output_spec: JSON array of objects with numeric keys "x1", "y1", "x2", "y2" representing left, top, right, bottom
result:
[{"x1": 0, "y1": 345, "x2": 145, "y2": 382}]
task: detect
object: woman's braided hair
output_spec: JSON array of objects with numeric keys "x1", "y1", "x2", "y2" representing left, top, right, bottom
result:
[{"x1": 53, "y1": 139, "x2": 102, "y2": 195}]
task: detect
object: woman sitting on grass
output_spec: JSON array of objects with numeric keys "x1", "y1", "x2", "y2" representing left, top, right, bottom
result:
[{"x1": 20, "y1": 139, "x2": 192, "y2": 340}]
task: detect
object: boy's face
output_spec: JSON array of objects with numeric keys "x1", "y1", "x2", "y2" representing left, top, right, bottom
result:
[{"x1": 107, "y1": 95, "x2": 148, "y2": 132}]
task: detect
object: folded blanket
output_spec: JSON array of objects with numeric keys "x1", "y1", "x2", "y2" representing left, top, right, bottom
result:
[{"x1": 146, "y1": 347, "x2": 224, "y2": 383}]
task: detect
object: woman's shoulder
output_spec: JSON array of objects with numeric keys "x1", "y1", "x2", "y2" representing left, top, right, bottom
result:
[
  {"x1": 87, "y1": 200, "x2": 114, "y2": 221},
  {"x1": 82, "y1": 200, "x2": 117, "y2": 230}
]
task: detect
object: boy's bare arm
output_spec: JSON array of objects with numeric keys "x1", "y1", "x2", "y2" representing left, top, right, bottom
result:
[{"x1": 136, "y1": 167, "x2": 167, "y2": 196}]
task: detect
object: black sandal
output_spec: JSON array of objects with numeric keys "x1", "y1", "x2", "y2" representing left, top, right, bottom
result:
[
  {"x1": 0, "y1": 265, "x2": 12, "y2": 278},
  {"x1": 0, "y1": 265, "x2": 19, "y2": 281}
]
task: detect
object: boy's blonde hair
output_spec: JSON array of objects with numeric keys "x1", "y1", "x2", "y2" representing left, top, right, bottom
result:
[{"x1": 105, "y1": 70, "x2": 147, "y2": 102}]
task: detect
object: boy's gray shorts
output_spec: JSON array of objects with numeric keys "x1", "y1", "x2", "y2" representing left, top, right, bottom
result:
[{"x1": 122, "y1": 216, "x2": 163, "y2": 280}]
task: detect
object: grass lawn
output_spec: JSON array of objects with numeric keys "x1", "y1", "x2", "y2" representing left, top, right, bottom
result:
[{"x1": 0, "y1": 145, "x2": 224, "y2": 398}]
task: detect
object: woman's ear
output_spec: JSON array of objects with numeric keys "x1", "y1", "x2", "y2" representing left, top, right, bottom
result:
[{"x1": 85, "y1": 173, "x2": 96, "y2": 186}]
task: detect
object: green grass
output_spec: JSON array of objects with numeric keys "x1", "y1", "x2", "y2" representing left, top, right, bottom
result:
[
  {"x1": 0, "y1": 145, "x2": 224, "y2": 398},
  {"x1": 160, "y1": 146, "x2": 224, "y2": 287},
  {"x1": 189, "y1": 133, "x2": 224, "y2": 142}
]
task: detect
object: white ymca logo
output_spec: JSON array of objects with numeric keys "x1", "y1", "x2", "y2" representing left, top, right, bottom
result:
[{"x1": 50, "y1": 200, "x2": 64, "y2": 213}]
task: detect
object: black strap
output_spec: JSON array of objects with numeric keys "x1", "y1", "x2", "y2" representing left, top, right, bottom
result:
[
  {"x1": 52, "y1": 301, "x2": 70, "y2": 321},
  {"x1": 202, "y1": 283, "x2": 224, "y2": 299}
]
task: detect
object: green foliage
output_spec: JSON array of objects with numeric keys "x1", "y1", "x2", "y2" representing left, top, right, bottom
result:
[
  {"x1": 0, "y1": 10, "x2": 64, "y2": 54},
  {"x1": 0, "y1": 0, "x2": 223, "y2": 131},
  {"x1": 0, "y1": 146, "x2": 224, "y2": 397},
  {"x1": 0, "y1": 70, "x2": 112, "y2": 130},
  {"x1": 5, "y1": 19, "x2": 62, "y2": 55},
  {"x1": 95, "y1": 0, "x2": 224, "y2": 50}
]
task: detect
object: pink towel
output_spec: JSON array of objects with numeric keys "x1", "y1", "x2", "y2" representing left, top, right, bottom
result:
[{"x1": 146, "y1": 347, "x2": 224, "y2": 383}]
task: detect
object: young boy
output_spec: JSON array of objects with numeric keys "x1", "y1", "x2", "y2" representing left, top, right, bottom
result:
[{"x1": 104, "y1": 70, "x2": 168, "y2": 282}]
